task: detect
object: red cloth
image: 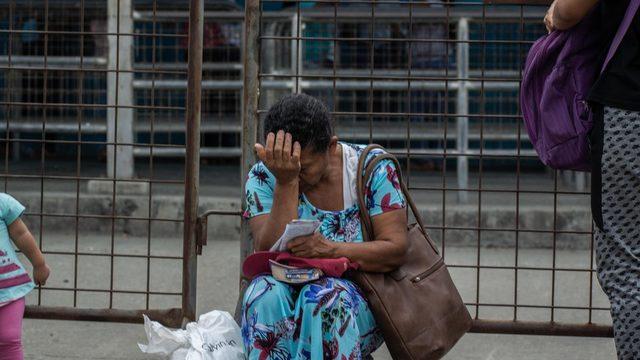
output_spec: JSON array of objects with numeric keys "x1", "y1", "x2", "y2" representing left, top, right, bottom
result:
[{"x1": 242, "y1": 251, "x2": 358, "y2": 279}]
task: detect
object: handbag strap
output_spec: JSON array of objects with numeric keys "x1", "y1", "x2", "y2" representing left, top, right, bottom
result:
[
  {"x1": 355, "y1": 144, "x2": 382, "y2": 242},
  {"x1": 356, "y1": 144, "x2": 439, "y2": 254},
  {"x1": 602, "y1": 0, "x2": 640, "y2": 73}
]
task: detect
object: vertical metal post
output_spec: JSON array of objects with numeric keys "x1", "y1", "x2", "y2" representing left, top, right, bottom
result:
[
  {"x1": 107, "y1": 0, "x2": 134, "y2": 179},
  {"x1": 456, "y1": 18, "x2": 469, "y2": 203},
  {"x1": 8, "y1": 29, "x2": 21, "y2": 163},
  {"x1": 12, "y1": 132, "x2": 20, "y2": 161},
  {"x1": 263, "y1": 22, "x2": 277, "y2": 107},
  {"x1": 183, "y1": 0, "x2": 204, "y2": 324},
  {"x1": 237, "y1": 0, "x2": 260, "y2": 320},
  {"x1": 291, "y1": 12, "x2": 300, "y2": 93},
  {"x1": 575, "y1": 171, "x2": 587, "y2": 192}
]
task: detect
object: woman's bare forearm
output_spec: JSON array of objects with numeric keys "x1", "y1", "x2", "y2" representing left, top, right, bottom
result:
[
  {"x1": 331, "y1": 209, "x2": 408, "y2": 272},
  {"x1": 333, "y1": 236, "x2": 407, "y2": 273},
  {"x1": 253, "y1": 180, "x2": 299, "y2": 251},
  {"x1": 252, "y1": 131, "x2": 302, "y2": 251}
]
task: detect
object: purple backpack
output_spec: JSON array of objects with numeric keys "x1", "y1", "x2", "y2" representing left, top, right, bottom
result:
[{"x1": 520, "y1": 0, "x2": 640, "y2": 171}]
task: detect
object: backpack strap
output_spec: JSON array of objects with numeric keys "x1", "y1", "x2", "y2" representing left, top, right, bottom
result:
[{"x1": 602, "y1": 0, "x2": 640, "y2": 73}]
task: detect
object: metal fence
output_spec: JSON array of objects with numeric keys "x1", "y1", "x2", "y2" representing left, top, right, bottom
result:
[
  {"x1": 241, "y1": 0, "x2": 612, "y2": 337},
  {"x1": 0, "y1": 0, "x2": 613, "y2": 341},
  {"x1": 1, "y1": 1, "x2": 588, "y2": 197},
  {"x1": 0, "y1": 0, "x2": 211, "y2": 327}
]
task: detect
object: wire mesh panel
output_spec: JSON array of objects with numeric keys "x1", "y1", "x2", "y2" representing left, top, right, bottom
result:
[
  {"x1": 0, "y1": 0, "x2": 207, "y2": 326},
  {"x1": 243, "y1": 0, "x2": 613, "y2": 336},
  {"x1": 134, "y1": 7, "x2": 244, "y2": 158}
]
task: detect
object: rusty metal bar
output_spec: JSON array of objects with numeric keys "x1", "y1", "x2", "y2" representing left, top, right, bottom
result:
[
  {"x1": 0, "y1": 174, "x2": 182, "y2": 184},
  {"x1": 241, "y1": 0, "x2": 261, "y2": 268},
  {"x1": 513, "y1": 4, "x2": 524, "y2": 321},
  {"x1": 73, "y1": 0, "x2": 85, "y2": 310},
  {"x1": 470, "y1": 320, "x2": 613, "y2": 338},
  {"x1": 29, "y1": 287, "x2": 181, "y2": 296},
  {"x1": 485, "y1": 0, "x2": 552, "y2": 4},
  {"x1": 136, "y1": 7, "x2": 545, "y2": 18},
  {"x1": 108, "y1": 0, "x2": 122, "y2": 310},
  {"x1": 237, "y1": 0, "x2": 261, "y2": 320},
  {"x1": 146, "y1": 0, "x2": 158, "y2": 311},
  {"x1": 37, "y1": 0, "x2": 50, "y2": 307},
  {"x1": 182, "y1": 0, "x2": 204, "y2": 324},
  {"x1": 36, "y1": 251, "x2": 182, "y2": 260},
  {"x1": 260, "y1": 34, "x2": 537, "y2": 45},
  {"x1": 25, "y1": 306, "x2": 184, "y2": 328},
  {"x1": 195, "y1": 210, "x2": 244, "y2": 254},
  {"x1": 2, "y1": 0, "x2": 13, "y2": 194}
]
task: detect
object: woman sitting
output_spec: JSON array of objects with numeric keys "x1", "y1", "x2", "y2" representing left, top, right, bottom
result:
[{"x1": 241, "y1": 94, "x2": 408, "y2": 360}]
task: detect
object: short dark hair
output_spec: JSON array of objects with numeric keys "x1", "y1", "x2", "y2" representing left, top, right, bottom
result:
[{"x1": 263, "y1": 94, "x2": 333, "y2": 153}]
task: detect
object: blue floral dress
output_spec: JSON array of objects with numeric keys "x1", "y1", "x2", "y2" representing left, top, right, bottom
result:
[{"x1": 242, "y1": 143, "x2": 406, "y2": 360}]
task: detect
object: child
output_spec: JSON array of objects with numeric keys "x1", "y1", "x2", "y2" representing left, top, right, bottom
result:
[{"x1": 0, "y1": 193, "x2": 50, "y2": 360}]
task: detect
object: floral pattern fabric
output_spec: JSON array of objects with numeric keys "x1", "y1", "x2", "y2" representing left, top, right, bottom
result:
[
  {"x1": 242, "y1": 143, "x2": 406, "y2": 359},
  {"x1": 242, "y1": 276, "x2": 383, "y2": 360}
]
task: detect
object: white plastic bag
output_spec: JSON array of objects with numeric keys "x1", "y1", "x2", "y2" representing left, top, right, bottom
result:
[{"x1": 139, "y1": 310, "x2": 246, "y2": 360}]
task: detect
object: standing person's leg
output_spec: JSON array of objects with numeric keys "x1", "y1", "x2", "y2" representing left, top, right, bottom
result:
[
  {"x1": 594, "y1": 106, "x2": 640, "y2": 360},
  {"x1": 0, "y1": 297, "x2": 25, "y2": 360}
]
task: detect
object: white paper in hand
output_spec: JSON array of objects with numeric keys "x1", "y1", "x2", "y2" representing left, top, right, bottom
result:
[{"x1": 270, "y1": 219, "x2": 320, "y2": 252}]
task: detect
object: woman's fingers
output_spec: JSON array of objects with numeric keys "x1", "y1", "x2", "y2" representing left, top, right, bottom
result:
[
  {"x1": 291, "y1": 245, "x2": 311, "y2": 258},
  {"x1": 289, "y1": 238, "x2": 310, "y2": 253},
  {"x1": 262, "y1": 131, "x2": 297, "y2": 166},
  {"x1": 283, "y1": 133, "x2": 293, "y2": 162},
  {"x1": 274, "y1": 130, "x2": 285, "y2": 162},
  {"x1": 296, "y1": 250, "x2": 312, "y2": 258},
  {"x1": 265, "y1": 132, "x2": 275, "y2": 163},
  {"x1": 292, "y1": 141, "x2": 301, "y2": 165},
  {"x1": 259, "y1": 131, "x2": 301, "y2": 183},
  {"x1": 287, "y1": 239, "x2": 303, "y2": 251},
  {"x1": 255, "y1": 143, "x2": 266, "y2": 163}
]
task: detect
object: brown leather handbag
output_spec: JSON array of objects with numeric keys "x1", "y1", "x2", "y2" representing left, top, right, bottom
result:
[{"x1": 349, "y1": 144, "x2": 472, "y2": 360}]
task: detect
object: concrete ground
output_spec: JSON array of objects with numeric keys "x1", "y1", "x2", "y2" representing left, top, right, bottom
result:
[{"x1": 20, "y1": 236, "x2": 617, "y2": 360}]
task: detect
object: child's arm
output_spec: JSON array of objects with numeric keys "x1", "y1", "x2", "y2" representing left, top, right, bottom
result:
[{"x1": 9, "y1": 218, "x2": 50, "y2": 286}]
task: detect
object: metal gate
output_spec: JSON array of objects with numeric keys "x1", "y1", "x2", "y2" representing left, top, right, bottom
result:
[
  {"x1": 3, "y1": 0, "x2": 616, "y2": 338},
  {"x1": 1, "y1": 0, "x2": 208, "y2": 327},
  {"x1": 241, "y1": 0, "x2": 613, "y2": 337}
]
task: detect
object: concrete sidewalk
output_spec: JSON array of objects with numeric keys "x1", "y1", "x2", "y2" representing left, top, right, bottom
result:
[
  {"x1": 20, "y1": 238, "x2": 617, "y2": 359},
  {"x1": 22, "y1": 320, "x2": 616, "y2": 360}
]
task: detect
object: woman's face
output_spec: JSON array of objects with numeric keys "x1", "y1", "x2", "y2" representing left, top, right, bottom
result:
[{"x1": 297, "y1": 140, "x2": 337, "y2": 193}]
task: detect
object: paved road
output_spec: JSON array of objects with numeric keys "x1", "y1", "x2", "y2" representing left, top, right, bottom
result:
[{"x1": 20, "y1": 237, "x2": 616, "y2": 359}]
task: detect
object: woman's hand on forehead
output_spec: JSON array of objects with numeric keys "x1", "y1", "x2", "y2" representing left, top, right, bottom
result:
[{"x1": 255, "y1": 130, "x2": 302, "y2": 185}]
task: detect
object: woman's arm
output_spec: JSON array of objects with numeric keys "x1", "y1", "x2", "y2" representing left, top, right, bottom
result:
[
  {"x1": 545, "y1": 0, "x2": 599, "y2": 32},
  {"x1": 288, "y1": 209, "x2": 408, "y2": 273},
  {"x1": 333, "y1": 210, "x2": 408, "y2": 272},
  {"x1": 249, "y1": 180, "x2": 299, "y2": 251},
  {"x1": 9, "y1": 218, "x2": 50, "y2": 285},
  {"x1": 250, "y1": 131, "x2": 301, "y2": 251}
]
